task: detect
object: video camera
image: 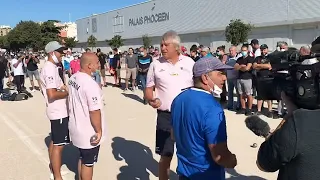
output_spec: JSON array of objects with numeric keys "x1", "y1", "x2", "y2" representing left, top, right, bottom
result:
[{"x1": 259, "y1": 49, "x2": 320, "y2": 109}]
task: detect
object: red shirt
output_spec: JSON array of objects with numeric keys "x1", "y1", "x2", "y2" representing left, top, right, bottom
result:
[{"x1": 70, "y1": 59, "x2": 81, "y2": 74}]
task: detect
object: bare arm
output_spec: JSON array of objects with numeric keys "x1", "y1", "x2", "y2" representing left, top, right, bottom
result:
[
  {"x1": 234, "y1": 63, "x2": 241, "y2": 71},
  {"x1": 46, "y1": 88, "x2": 68, "y2": 102},
  {"x1": 209, "y1": 143, "x2": 237, "y2": 168},
  {"x1": 89, "y1": 110, "x2": 102, "y2": 134},
  {"x1": 13, "y1": 57, "x2": 23, "y2": 68}
]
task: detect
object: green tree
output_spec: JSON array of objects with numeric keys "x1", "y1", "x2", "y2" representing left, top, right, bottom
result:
[
  {"x1": 106, "y1": 35, "x2": 124, "y2": 49},
  {"x1": 40, "y1": 20, "x2": 62, "y2": 49},
  {"x1": 142, "y1": 35, "x2": 152, "y2": 48},
  {"x1": 0, "y1": 35, "x2": 9, "y2": 49},
  {"x1": 225, "y1": 19, "x2": 253, "y2": 46},
  {"x1": 7, "y1": 21, "x2": 41, "y2": 51},
  {"x1": 64, "y1": 37, "x2": 78, "y2": 49},
  {"x1": 87, "y1": 35, "x2": 97, "y2": 50}
]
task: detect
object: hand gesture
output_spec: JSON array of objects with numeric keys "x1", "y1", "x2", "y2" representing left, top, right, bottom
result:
[
  {"x1": 60, "y1": 85, "x2": 68, "y2": 92},
  {"x1": 149, "y1": 98, "x2": 162, "y2": 109}
]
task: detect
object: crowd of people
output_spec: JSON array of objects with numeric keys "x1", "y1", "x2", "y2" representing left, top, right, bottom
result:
[{"x1": 1, "y1": 29, "x2": 320, "y2": 180}]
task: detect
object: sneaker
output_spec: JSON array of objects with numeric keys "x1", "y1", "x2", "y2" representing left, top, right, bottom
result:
[
  {"x1": 123, "y1": 88, "x2": 128, "y2": 92},
  {"x1": 245, "y1": 109, "x2": 253, "y2": 116},
  {"x1": 255, "y1": 111, "x2": 262, "y2": 116},
  {"x1": 273, "y1": 114, "x2": 281, "y2": 119},
  {"x1": 236, "y1": 109, "x2": 246, "y2": 114},
  {"x1": 31, "y1": 89, "x2": 36, "y2": 92},
  {"x1": 267, "y1": 111, "x2": 273, "y2": 118}
]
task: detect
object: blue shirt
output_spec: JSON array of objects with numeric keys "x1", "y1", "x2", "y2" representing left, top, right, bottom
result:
[{"x1": 171, "y1": 88, "x2": 227, "y2": 180}]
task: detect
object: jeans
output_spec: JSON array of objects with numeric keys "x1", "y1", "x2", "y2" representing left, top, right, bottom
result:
[
  {"x1": 138, "y1": 74, "x2": 147, "y2": 90},
  {"x1": 14, "y1": 75, "x2": 25, "y2": 93},
  {"x1": 93, "y1": 71, "x2": 101, "y2": 84},
  {"x1": 0, "y1": 77, "x2": 3, "y2": 93},
  {"x1": 227, "y1": 79, "x2": 240, "y2": 109}
]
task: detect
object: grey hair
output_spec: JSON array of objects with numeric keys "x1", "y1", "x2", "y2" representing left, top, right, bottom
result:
[
  {"x1": 162, "y1": 30, "x2": 181, "y2": 52},
  {"x1": 277, "y1": 41, "x2": 288, "y2": 47}
]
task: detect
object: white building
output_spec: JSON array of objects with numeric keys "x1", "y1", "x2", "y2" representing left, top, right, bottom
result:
[{"x1": 75, "y1": 0, "x2": 320, "y2": 53}]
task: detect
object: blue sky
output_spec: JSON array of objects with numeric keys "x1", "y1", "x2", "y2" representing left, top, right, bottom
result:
[{"x1": 3, "y1": 0, "x2": 145, "y2": 27}]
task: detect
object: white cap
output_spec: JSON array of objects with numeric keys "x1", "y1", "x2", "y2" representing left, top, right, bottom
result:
[{"x1": 45, "y1": 41, "x2": 67, "y2": 53}]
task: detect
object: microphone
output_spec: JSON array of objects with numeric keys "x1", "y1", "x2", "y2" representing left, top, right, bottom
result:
[{"x1": 245, "y1": 115, "x2": 271, "y2": 138}]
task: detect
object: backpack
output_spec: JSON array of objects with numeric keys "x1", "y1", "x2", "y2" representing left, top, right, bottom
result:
[{"x1": 10, "y1": 92, "x2": 29, "y2": 101}]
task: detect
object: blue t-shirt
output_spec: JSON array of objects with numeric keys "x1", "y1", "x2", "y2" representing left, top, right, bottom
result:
[{"x1": 171, "y1": 88, "x2": 227, "y2": 180}]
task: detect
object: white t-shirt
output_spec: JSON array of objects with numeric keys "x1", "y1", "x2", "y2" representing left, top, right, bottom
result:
[{"x1": 11, "y1": 58, "x2": 24, "y2": 76}]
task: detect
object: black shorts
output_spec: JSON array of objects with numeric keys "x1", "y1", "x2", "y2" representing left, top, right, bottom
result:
[
  {"x1": 50, "y1": 117, "x2": 70, "y2": 146},
  {"x1": 155, "y1": 110, "x2": 174, "y2": 157},
  {"x1": 79, "y1": 145, "x2": 101, "y2": 167}
]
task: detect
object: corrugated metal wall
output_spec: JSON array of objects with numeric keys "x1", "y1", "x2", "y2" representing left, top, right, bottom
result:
[{"x1": 75, "y1": 0, "x2": 320, "y2": 51}]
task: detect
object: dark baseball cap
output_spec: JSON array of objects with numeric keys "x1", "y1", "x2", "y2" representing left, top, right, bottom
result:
[
  {"x1": 193, "y1": 57, "x2": 233, "y2": 77},
  {"x1": 250, "y1": 39, "x2": 259, "y2": 45},
  {"x1": 260, "y1": 44, "x2": 268, "y2": 49}
]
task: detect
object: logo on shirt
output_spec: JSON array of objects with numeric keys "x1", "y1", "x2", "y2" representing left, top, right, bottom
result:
[
  {"x1": 47, "y1": 76, "x2": 54, "y2": 84},
  {"x1": 92, "y1": 97, "x2": 98, "y2": 104}
]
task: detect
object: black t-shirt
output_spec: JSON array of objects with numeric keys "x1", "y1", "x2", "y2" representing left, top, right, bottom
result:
[
  {"x1": 254, "y1": 56, "x2": 272, "y2": 77},
  {"x1": 98, "y1": 53, "x2": 106, "y2": 69},
  {"x1": 137, "y1": 55, "x2": 153, "y2": 75},
  {"x1": 26, "y1": 57, "x2": 38, "y2": 71},
  {"x1": 236, "y1": 56, "x2": 254, "y2": 79},
  {"x1": 112, "y1": 54, "x2": 121, "y2": 69}
]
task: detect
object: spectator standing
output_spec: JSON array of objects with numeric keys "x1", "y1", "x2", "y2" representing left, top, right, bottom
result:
[
  {"x1": 190, "y1": 47, "x2": 200, "y2": 62},
  {"x1": 63, "y1": 49, "x2": 74, "y2": 78},
  {"x1": 253, "y1": 44, "x2": 273, "y2": 117},
  {"x1": 226, "y1": 46, "x2": 240, "y2": 110},
  {"x1": 234, "y1": 45, "x2": 255, "y2": 115},
  {"x1": 70, "y1": 55, "x2": 81, "y2": 75},
  {"x1": 216, "y1": 46, "x2": 228, "y2": 103},
  {"x1": 97, "y1": 48, "x2": 108, "y2": 87},
  {"x1": 145, "y1": 30, "x2": 195, "y2": 180},
  {"x1": 200, "y1": 47, "x2": 212, "y2": 58},
  {"x1": 171, "y1": 57, "x2": 237, "y2": 179},
  {"x1": 111, "y1": 48, "x2": 121, "y2": 87},
  {"x1": 11, "y1": 55, "x2": 25, "y2": 93},
  {"x1": 68, "y1": 53, "x2": 105, "y2": 180},
  {"x1": 153, "y1": 47, "x2": 161, "y2": 61},
  {"x1": 25, "y1": 52, "x2": 41, "y2": 92},
  {"x1": 125, "y1": 48, "x2": 138, "y2": 91},
  {"x1": 137, "y1": 46, "x2": 153, "y2": 104},
  {"x1": 0, "y1": 51, "x2": 8, "y2": 94},
  {"x1": 40, "y1": 41, "x2": 69, "y2": 180}
]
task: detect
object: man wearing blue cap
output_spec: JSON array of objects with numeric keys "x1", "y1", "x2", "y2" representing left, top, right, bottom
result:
[{"x1": 171, "y1": 57, "x2": 237, "y2": 180}]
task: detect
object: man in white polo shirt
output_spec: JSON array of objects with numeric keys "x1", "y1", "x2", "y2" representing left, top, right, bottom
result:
[
  {"x1": 40, "y1": 41, "x2": 69, "y2": 180},
  {"x1": 68, "y1": 52, "x2": 105, "y2": 179}
]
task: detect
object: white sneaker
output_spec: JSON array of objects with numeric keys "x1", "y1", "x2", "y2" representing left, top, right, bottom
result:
[
  {"x1": 31, "y1": 89, "x2": 36, "y2": 92},
  {"x1": 49, "y1": 170, "x2": 69, "y2": 180}
]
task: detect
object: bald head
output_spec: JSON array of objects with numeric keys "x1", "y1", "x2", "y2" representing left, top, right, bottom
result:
[{"x1": 80, "y1": 52, "x2": 98, "y2": 68}]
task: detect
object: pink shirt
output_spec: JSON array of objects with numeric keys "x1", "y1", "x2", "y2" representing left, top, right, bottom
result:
[
  {"x1": 146, "y1": 55, "x2": 195, "y2": 111},
  {"x1": 40, "y1": 61, "x2": 68, "y2": 120},
  {"x1": 68, "y1": 72, "x2": 106, "y2": 149},
  {"x1": 70, "y1": 59, "x2": 81, "y2": 74}
]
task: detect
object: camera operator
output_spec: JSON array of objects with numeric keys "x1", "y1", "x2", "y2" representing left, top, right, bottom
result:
[
  {"x1": 256, "y1": 91, "x2": 320, "y2": 180},
  {"x1": 253, "y1": 44, "x2": 273, "y2": 117},
  {"x1": 25, "y1": 52, "x2": 41, "y2": 92}
]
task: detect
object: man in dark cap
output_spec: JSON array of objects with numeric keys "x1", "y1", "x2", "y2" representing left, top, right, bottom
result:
[
  {"x1": 253, "y1": 44, "x2": 273, "y2": 118},
  {"x1": 171, "y1": 57, "x2": 237, "y2": 179}
]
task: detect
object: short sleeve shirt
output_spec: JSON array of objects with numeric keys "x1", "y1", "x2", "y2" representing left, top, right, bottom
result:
[
  {"x1": 236, "y1": 56, "x2": 254, "y2": 79},
  {"x1": 171, "y1": 88, "x2": 227, "y2": 179},
  {"x1": 68, "y1": 72, "x2": 106, "y2": 149},
  {"x1": 146, "y1": 55, "x2": 194, "y2": 112},
  {"x1": 40, "y1": 61, "x2": 68, "y2": 120}
]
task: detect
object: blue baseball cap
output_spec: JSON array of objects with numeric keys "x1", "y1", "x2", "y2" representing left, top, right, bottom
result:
[{"x1": 193, "y1": 57, "x2": 234, "y2": 77}]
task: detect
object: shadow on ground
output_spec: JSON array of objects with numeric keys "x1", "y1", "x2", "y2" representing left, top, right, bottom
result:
[
  {"x1": 226, "y1": 168, "x2": 267, "y2": 180},
  {"x1": 112, "y1": 136, "x2": 178, "y2": 180},
  {"x1": 121, "y1": 93, "x2": 144, "y2": 103},
  {"x1": 45, "y1": 134, "x2": 79, "y2": 179}
]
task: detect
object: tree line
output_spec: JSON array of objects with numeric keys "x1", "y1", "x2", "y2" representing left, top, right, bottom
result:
[
  {"x1": 0, "y1": 19, "x2": 252, "y2": 51},
  {"x1": 0, "y1": 20, "x2": 78, "y2": 51}
]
